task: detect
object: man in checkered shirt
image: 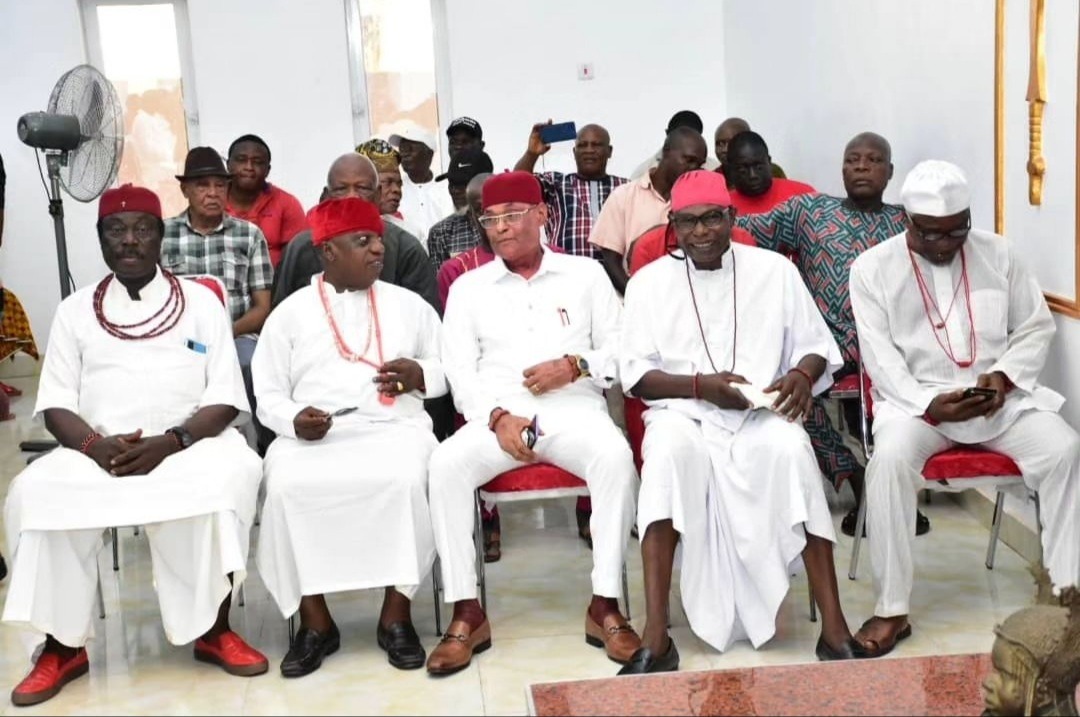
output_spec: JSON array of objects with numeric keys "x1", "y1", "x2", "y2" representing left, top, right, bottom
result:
[
  {"x1": 162, "y1": 146, "x2": 273, "y2": 449},
  {"x1": 514, "y1": 121, "x2": 627, "y2": 260}
]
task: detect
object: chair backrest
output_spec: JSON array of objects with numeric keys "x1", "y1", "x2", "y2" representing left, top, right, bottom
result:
[
  {"x1": 624, "y1": 396, "x2": 647, "y2": 472},
  {"x1": 184, "y1": 275, "x2": 228, "y2": 308}
]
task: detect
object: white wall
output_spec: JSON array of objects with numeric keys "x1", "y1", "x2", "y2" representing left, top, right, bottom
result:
[
  {"x1": 0, "y1": 0, "x2": 354, "y2": 349},
  {"x1": 442, "y1": 0, "x2": 729, "y2": 178},
  {"x1": 723, "y1": 0, "x2": 996, "y2": 228},
  {"x1": 722, "y1": 0, "x2": 1080, "y2": 430}
]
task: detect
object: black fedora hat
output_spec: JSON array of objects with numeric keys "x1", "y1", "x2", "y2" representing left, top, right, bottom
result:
[{"x1": 175, "y1": 146, "x2": 232, "y2": 181}]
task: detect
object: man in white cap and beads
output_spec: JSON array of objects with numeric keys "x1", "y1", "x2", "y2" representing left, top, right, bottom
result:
[{"x1": 849, "y1": 159, "x2": 1080, "y2": 658}]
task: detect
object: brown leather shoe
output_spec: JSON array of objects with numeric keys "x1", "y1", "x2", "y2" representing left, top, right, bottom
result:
[
  {"x1": 426, "y1": 619, "x2": 491, "y2": 675},
  {"x1": 585, "y1": 611, "x2": 641, "y2": 664}
]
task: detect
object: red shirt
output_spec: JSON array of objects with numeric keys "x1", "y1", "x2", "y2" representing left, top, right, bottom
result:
[
  {"x1": 729, "y1": 178, "x2": 815, "y2": 216},
  {"x1": 629, "y1": 224, "x2": 755, "y2": 276},
  {"x1": 437, "y1": 246, "x2": 496, "y2": 308},
  {"x1": 226, "y1": 184, "x2": 308, "y2": 268}
]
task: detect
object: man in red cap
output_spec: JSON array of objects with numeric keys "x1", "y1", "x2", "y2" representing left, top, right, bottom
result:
[
  {"x1": 427, "y1": 171, "x2": 640, "y2": 675},
  {"x1": 617, "y1": 170, "x2": 870, "y2": 674},
  {"x1": 3, "y1": 185, "x2": 267, "y2": 707},
  {"x1": 252, "y1": 197, "x2": 447, "y2": 677}
]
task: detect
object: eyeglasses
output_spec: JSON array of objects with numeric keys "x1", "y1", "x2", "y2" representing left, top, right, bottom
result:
[
  {"x1": 670, "y1": 209, "x2": 732, "y2": 234},
  {"x1": 478, "y1": 206, "x2": 536, "y2": 230},
  {"x1": 102, "y1": 222, "x2": 158, "y2": 243},
  {"x1": 908, "y1": 215, "x2": 971, "y2": 242}
]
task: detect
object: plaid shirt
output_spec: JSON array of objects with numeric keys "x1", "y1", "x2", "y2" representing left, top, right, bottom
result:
[
  {"x1": 427, "y1": 210, "x2": 485, "y2": 273},
  {"x1": 537, "y1": 172, "x2": 628, "y2": 259},
  {"x1": 161, "y1": 212, "x2": 273, "y2": 322}
]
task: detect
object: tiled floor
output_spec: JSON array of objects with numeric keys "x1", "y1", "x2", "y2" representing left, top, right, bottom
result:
[{"x1": 0, "y1": 376, "x2": 1037, "y2": 715}]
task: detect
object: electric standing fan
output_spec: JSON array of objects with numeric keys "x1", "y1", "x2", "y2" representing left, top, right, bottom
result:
[{"x1": 16, "y1": 64, "x2": 124, "y2": 453}]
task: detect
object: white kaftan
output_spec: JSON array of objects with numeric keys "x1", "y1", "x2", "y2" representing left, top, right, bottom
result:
[
  {"x1": 851, "y1": 230, "x2": 1080, "y2": 615},
  {"x1": 3, "y1": 269, "x2": 261, "y2": 649},
  {"x1": 431, "y1": 249, "x2": 637, "y2": 602},
  {"x1": 400, "y1": 174, "x2": 455, "y2": 240},
  {"x1": 252, "y1": 277, "x2": 447, "y2": 617},
  {"x1": 620, "y1": 245, "x2": 842, "y2": 651}
]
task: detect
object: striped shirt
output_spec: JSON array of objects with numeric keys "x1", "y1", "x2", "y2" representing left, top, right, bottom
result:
[{"x1": 536, "y1": 172, "x2": 628, "y2": 259}]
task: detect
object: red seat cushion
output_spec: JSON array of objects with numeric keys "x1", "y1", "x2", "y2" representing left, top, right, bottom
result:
[
  {"x1": 922, "y1": 447, "x2": 1021, "y2": 481},
  {"x1": 624, "y1": 396, "x2": 647, "y2": 472},
  {"x1": 481, "y1": 463, "x2": 585, "y2": 494},
  {"x1": 186, "y1": 275, "x2": 227, "y2": 307},
  {"x1": 831, "y1": 374, "x2": 860, "y2": 394}
]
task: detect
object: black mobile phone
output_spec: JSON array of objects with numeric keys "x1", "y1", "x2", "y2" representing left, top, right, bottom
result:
[
  {"x1": 539, "y1": 121, "x2": 577, "y2": 144},
  {"x1": 962, "y1": 387, "x2": 997, "y2": 400},
  {"x1": 521, "y1": 416, "x2": 540, "y2": 449}
]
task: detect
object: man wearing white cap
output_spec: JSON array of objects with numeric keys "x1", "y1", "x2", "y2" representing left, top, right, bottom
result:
[
  {"x1": 849, "y1": 159, "x2": 1080, "y2": 657},
  {"x1": 388, "y1": 120, "x2": 455, "y2": 237}
]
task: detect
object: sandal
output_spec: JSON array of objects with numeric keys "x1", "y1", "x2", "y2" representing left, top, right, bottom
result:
[{"x1": 855, "y1": 616, "x2": 912, "y2": 658}]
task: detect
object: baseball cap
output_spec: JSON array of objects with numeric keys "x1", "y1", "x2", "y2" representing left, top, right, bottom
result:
[
  {"x1": 387, "y1": 119, "x2": 437, "y2": 152},
  {"x1": 435, "y1": 148, "x2": 494, "y2": 184},
  {"x1": 446, "y1": 116, "x2": 483, "y2": 140}
]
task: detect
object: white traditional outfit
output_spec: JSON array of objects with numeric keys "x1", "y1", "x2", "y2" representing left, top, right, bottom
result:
[
  {"x1": 253, "y1": 277, "x2": 447, "y2": 617},
  {"x1": 620, "y1": 244, "x2": 842, "y2": 651},
  {"x1": 399, "y1": 174, "x2": 455, "y2": 239},
  {"x1": 430, "y1": 248, "x2": 637, "y2": 602},
  {"x1": 2, "y1": 270, "x2": 261, "y2": 649},
  {"x1": 851, "y1": 225, "x2": 1080, "y2": 616}
]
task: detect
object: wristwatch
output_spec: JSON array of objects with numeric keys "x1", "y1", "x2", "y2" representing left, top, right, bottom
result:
[
  {"x1": 569, "y1": 354, "x2": 590, "y2": 380},
  {"x1": 165, "y1": 426, "x2": 194, "y2": 450}
]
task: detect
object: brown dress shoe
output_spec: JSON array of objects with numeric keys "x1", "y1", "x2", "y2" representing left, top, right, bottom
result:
[
  {"x1": 585, "y1": 611, "x2": 641, "y2": 664},
  {"x1": 426, "y1": 619, "x2": 492, "y2": 675}
]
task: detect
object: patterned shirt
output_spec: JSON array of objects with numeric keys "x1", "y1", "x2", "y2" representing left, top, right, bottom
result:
[
  {"x1": 736, "y1": 194, "x2": 906, "y2": 362},
  {"x1": 161, "y1": 212, "x2": 274, "y2": 322},
  {"x1": 537, "y1": 172, "x2": 627, "y2": 259},
  {"x1": 427, "y1": 211, "x2": 485, "y2": 273}
]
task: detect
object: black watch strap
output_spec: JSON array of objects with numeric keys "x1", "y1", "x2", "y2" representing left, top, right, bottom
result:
[{"x1": 166, "y1": 426, "x2": 194, "y2": 450}]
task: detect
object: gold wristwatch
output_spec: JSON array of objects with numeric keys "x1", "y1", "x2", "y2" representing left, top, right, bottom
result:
[{"x1": 567, "y1": 354, "x2": 590, "y2": 380}]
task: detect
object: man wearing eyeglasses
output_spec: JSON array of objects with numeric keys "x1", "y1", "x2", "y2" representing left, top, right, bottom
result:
[
  {"x1": 849, "y1": 160, "x2": 1080, "y2": 658},
  {"x1": 427, "y1": 171, "x2": 640, "y2": 675},
  {"x1": 618, "y1": 170, "x2": 867, "y2": 674}
]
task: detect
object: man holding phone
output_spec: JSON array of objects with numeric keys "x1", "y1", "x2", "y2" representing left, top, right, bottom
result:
[
  {"x1": 427, "y1": 172, "x2": 640, "y2": 676},
  {"x1": 849, "y1": 160, "x2": 1080, "y2": 658},
  {"x1": 514, "y1": 120, "x2": 628, "y2": 260}
]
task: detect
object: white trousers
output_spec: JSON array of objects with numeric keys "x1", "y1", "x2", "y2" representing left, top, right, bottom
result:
[
  {"x1": 428, "y1": 409, "x2": 637, "y2": 603},
  {"x1": 866, "y1": 409, "x2": 1080, "y2": 616},
  {"x1": 257, "y1": 423, "x2": 437, "y2": 618},
  {"x1": 638, "y1": 408, "x2": 835, "y2": 651},
  {"x1": 2, "y1": 513, "x2": 246, "y2": 651}
]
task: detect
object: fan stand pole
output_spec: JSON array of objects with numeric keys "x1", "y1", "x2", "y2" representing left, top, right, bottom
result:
[
  {"x1": 46, "y1": 153, "x2": 72, "y2": 300},
  {"x1": 19, "y1": 153, "x2": 70, "y2": 455}
]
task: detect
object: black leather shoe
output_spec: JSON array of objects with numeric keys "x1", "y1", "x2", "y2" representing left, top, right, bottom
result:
[
  {"x1": 841, "y1": 509, "x2": 931, "y2": 537},
  {"x1": 280, "y1": 623, "x2": 340, "y2": 678},
  {"x1": 616, "y1": 638, "x2": 679, "y2": 675},
  {"x1": 0, "y1": 552, "x2": 7, "y2": 582},
  {"x1": 377, "y1": 621, "x2": 426, "y2": 670},
  {"x1": 815, "y1": 635, "x2": 869, "y2": 661}
]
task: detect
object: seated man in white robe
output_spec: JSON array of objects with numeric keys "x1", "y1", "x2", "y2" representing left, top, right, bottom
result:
[
  {"x1": 849, "y1": 160, "x2": 1080, "y2": 657},
  {"x1": 253, "y1": 197, "x2": 447, "y2": 677},
  {"x1": 426, "y1": 171, "x2": 640, "y2": 675},
  {"x1": 3, "y1": 185, "x2": 267, "y2": 707},
  {"x1": 618, "y1": 170, "x2": 869, "y2": 675}
]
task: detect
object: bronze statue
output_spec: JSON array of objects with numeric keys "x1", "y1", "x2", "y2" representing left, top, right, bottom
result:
[{"x1": 983, "y1": 567, "x2": 1080, "y2": 716}]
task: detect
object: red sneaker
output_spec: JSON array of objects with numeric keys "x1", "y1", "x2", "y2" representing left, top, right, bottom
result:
[
  {"x1": 193, "y1": 631, "x2": 268, "y2": 676},
  {"x1": 11, "y1": 647, "x2": 89, "y2": 706}
]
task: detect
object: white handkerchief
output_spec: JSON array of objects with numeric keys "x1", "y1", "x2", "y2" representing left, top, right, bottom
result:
[{"x1": 732, "y1": 383, "x2": 777, "y2": 411}]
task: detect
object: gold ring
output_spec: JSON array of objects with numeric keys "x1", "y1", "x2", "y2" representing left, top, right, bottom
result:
[{"x1": 396, "y1": 381, "x2": 405, "y2": 393}]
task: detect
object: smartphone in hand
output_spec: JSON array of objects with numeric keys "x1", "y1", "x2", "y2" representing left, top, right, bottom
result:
[
  {"x1": 521, "y1": 415, "x2": 541, "y2": 449},
  {"x1": 962, "y1": 387, "x2": 997, "y2": 400},
  {"x1": 539, "y1": 122, "x2": 577, "y2": 144}
]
